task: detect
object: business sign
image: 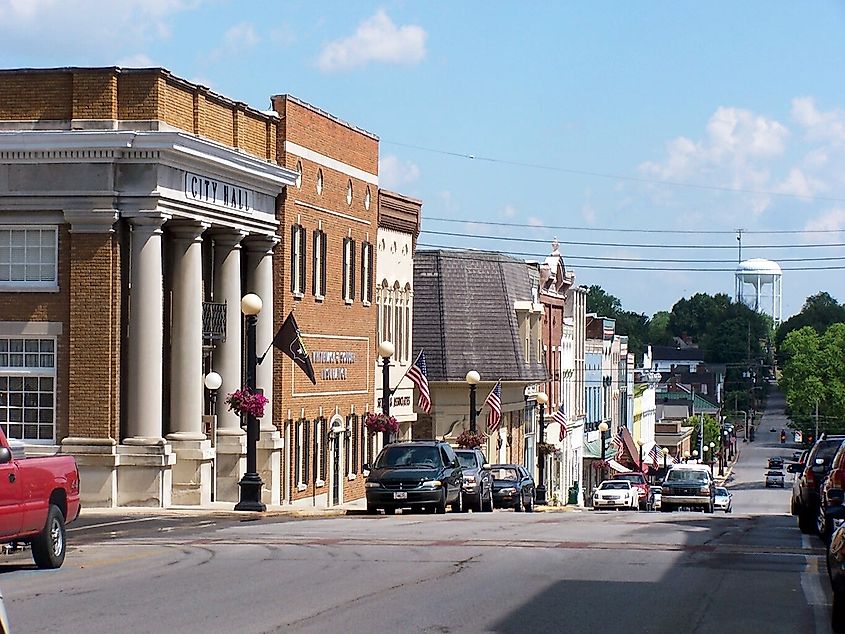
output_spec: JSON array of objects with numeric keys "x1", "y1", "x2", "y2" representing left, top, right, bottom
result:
[
  {"x1": 185, "y1": 171, "x2": 251, "y2": 212},
  {"x1": 292, "y1": 335, "x2": 370, "y2": 397}
]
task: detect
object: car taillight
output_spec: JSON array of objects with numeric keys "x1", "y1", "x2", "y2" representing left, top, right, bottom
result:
[{"x1": 804, "y1": 468, "x2": 816, "y2": 489}]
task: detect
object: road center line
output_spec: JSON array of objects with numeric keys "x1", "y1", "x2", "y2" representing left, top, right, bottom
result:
[{"x1": 67, "y1": 517, "x2": 161, "y2": 532}]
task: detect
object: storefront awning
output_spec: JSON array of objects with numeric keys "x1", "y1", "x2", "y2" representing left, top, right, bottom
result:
[{"x1": 607, "y1": 459, "x2": 632, "y2": 474}]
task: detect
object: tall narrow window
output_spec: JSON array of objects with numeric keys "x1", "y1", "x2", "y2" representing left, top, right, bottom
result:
[
  {"x1": 315, "y1": 419, "x2": 324, "y2": 485},
  {"x1": 395, "y1": 292, "x2": 404, "y2": 363},
  {"x1": 303, "y1": 419, "x2": 311, "y2": 485},
  {"x1": 320, "y1": 419, "x2": 328, "y2": 483},
  {"x1": 404, "y1": 295, "x2": 411, "y2": 362},
  {"x1": 342, "y1": 237, "x2": 356, "y2": 302},
  {"x1": 312, "y1": 229, "x2": 327, "y2": 299},
  {"x1": 351, "y1": 415, "x2": 359, "y2": 473},
  {"x1": 346, "y1": 180, "x2": 353, "y2": 206},
  {"x1": 290, "y1": 224, "x2": 306, "y2": 296},
  {"x1": 295, "y1": 160, "x2": 302, "y2": 189},
  {"x1": 316, "y1": 169, "x2": 323, "y2": 195},
  {"x1": 360, "y1": 242, "x2": 373, "y2": 305},
  {"x1": 0, "y1": 337, "x2": 56, "y2": 442}
]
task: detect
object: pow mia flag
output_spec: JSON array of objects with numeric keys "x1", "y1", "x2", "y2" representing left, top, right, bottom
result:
[{"x1": 272, "y1": 312, "x2": 317, "y2": 384}]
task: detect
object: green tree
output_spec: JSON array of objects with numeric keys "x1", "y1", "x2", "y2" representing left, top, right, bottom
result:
[
  {"x1": 586, "y1": 284, "x2": 622, "y2": 317},
  {"x1": 585, "y1": 285, "x2": 648, "y2": 361},
  {"x1": 775, "y1": 292, "x2": 845, "y2": 362},
  {"x1": 688, "y1": 413, "x2": 721, "y2": 454},
  {"x1": 668, "y1": 293, "x2": 732, "y2": 342},
  {"x1": 648, "y1": 310, "x2": 674, "y2": 346}
]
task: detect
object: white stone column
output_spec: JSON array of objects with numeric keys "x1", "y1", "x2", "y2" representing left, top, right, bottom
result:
[
  {"x1": 120, "y1": 216, "x2": 174, "y2": 508},
  {"x1": 212, "y1": 230, "x2": 246, "y2": 502},
  {"x1": 167, "y1": 223, "x2": 214, "y2": 506},
  {"x1": 245, "y1": 236, "x2": 282, "y2": 505}
]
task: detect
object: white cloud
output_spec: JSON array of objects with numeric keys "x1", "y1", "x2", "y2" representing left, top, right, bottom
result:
[
  {"x1": 116, "y1": 53, "x2": 155, "y2": 68},
  {"x1": 803, "y1": 208, "x2": 845, "y2": 243},
  {"x1": 791, "y1": 97, "x2": 845, "y2": 146},
  {"x1": 317, "y1": 9, "x2": 427, "y2": 72},
  {"x1": 379, "y1": 154, "x2": 420, "y2": 189},
  {"x1": 0, "y1": 0, "x2": 201, "y2": 58},
  {"x1": 774, "y1": 168, "x2": 827, "y2": 198},
  {"x1": 206, "y1": 22, "x2": 260, "y2": 62},
  {"x1": 502, "y1": 205, "x2": 518, "y2": 218}
]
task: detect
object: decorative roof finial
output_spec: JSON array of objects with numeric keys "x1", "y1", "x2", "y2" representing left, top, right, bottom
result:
[{"x1": 551, "y1": 237, "x2": 560, "y2": 255}]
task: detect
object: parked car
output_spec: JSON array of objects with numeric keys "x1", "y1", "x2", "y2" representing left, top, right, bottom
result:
[
  {"x1": 490, "y1": 464, "x2": 535, "y2": 512},
  {"x1": 364, "y1": 440, "x2": 463, "y2": 514},
  {"x1": 611, "y1": 472, "x2": 650, "y2": 510},
  {"x1": 765, "y1": 470, "x2": 785, "y2": 488},
  {"x1": 823, "y1": 505, "x2": 845, "y2": 631},
  {"x1": 714, "y1": 486, "x2": 733, "y2": 513},
  {"x1": 0, "y1": 427, "x2": 81, "y2": 569},
  {"x1": 817, "y1": 441, "x2": 845, "y2": 544},
  {"x1": 790, "y1": 435, "x2": 845, "y2": 534},
  {"x1": 649, "y1": 485, "x2": 662, "y2": 511},
  {"x1": 592, "y1": 480, "x2": 638, "y2": 510},
  {"x1": 0, "y1": 587, "x2": 8, "y2": 634},
  {"x1": 660, "y1": 463, "x2": 715, "y2": 513},
  {"x1": 454, "y1": 448, "x2": 494, "y2": 512}
]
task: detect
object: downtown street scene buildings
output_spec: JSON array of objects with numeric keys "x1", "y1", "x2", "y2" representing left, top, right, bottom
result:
[{"x1": 0, "y1": 66, "x2": 732, "y2": 510}]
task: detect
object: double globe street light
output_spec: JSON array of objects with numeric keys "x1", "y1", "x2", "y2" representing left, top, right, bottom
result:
[
  {"x1": 466, "y1": 370, "x2": 480, "y2": 433},
  {"x1": 598, "y1": 421, "x2": 609, "y2": 483}
]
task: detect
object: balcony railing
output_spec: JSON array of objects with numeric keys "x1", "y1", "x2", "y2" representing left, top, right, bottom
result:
[{"x1": 203, "y1": 301, "x2": 227, "y2": 342}]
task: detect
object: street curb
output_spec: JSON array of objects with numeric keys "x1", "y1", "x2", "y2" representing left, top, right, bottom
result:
[{"x1": 78, "y1": 506, "x2": 352, "y2": 520}]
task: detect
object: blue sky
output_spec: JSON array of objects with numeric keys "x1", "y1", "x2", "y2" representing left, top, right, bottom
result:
[{"x1": 2, "y1": 1, "x2": 845, "y2": 319}]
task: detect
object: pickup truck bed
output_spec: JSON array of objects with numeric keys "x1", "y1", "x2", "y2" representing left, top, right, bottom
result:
[{"x1": 0, "y1": 427, "x2": 80, "y2": 568}]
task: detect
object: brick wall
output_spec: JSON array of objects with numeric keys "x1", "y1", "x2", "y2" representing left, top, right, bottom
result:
[{"x1": 273, "y1": 94, "x2": 379, "y2": 504}]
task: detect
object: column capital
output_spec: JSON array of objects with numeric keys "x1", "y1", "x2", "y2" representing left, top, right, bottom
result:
[
  {"x1": 167, "y1": 220, "x2": 209, "y2": 241},
  {"x1": 243, "y1": 234, "x2": 279, "y2": 254},
  {"x1": 127, "y1": 214, "x2": 169, "y2": 231},
  {"x1": 64, "y1": 209, "x2": 118, "y2": 234},
  {"x1": 209, "y1": 228, "x2": 248, "y2": 248}
]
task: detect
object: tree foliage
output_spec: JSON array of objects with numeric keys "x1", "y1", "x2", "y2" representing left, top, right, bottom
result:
[
  {"x1": 775, "y1": 292, "x2": 845, "y2": 363},
  {"x1": 687, "y1": 413, "x2": 722, "y2": 454},
  {"x1": 779, "y1": 323, "x2": 845, "y2": 436},
  {"x1": 585, "y1": 285, "x2": 649, "y2": 362}
]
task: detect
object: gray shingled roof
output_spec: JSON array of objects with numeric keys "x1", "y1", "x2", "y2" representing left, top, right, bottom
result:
[
  {"x1": 651, "y1": 345, "x2": 705, "y2": 362},
  {"x1": 413, "y1": 249, "x2": 549, "y2": 383}
]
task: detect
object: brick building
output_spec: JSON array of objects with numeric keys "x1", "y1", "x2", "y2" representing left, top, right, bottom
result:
[{"x1": 0, "y1": 67, "x2": 401, "y2": 508}]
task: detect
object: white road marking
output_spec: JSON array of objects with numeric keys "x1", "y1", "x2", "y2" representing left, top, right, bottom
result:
[{"x1": 68, "y1": 517, "x2": 161, "y2": 532}]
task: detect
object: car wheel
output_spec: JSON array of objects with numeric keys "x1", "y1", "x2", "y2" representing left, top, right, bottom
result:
[
  {"x1": 799, "y1": 509, "x2": 817, "y2": 534},
  {"x1": 471, "y1": 492, "x2": 483, "y2": 512},
  {"x1": 484, "y1": 489, "x2": 495, "y2": 512},
  {"x1": 31, "y1": 504, "x2": 66, "y2": 569},
  {"x1": 434, "y1": 491, "x2": 447, "y2": 514},
  {"x1": 526, "y1": 494, "x2": 535, "y2": 513},
  {"x1": 451, "y1": 491, "x2": 463, "y2": 513},
  {"x1": 514, "y1": 494, "x2": 524, "y2": 512}
]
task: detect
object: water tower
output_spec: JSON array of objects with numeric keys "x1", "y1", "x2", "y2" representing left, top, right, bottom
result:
[{"x1": 734, "y1": 258, "x2": 782, "y2": 326}]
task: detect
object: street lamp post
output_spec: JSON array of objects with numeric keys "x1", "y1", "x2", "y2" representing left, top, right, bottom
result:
[
  {"x1": 703, "y1": 445, "x2": 711, "y2": 476},
  {"x1": 466, "y1": 370, "x2": 480, "y2": 433},
  {"x1": 535, "y1": 392, "x2": 549, "y2": 505},
  {"x1": 599, "y1": 421, "x2": 609, "y2": 483},
  {"x1": 662, "y1": 447, "x2": 669, "y2": 472},
  {"x1": 378, "y1": 340, "x2": 395, "y2": 446},
  {"x1": 708, "y1": 441, "x2": 715, "y2": 477},
  {"x1": 234, "y1": 293, "x2": 266, "y2": 512},
  {"x1": 204, "y1": 371, "x2": 222, "y2": 416},
  {"x1": 683, "y1": 450, "x2": 691, "y2": 463},
  {"x1": 719, "y1": 433, "x2": 727, "y2": 476}
]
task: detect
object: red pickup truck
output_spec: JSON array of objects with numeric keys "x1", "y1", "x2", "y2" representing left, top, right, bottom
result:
[
  {"x1": 0, "y1": 426, "x2": 81, "y2": 568},
  {"x1": 613, "y1": 472, "x2": 650, "y2": 510}
]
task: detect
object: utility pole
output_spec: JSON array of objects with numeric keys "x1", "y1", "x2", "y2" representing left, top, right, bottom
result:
[{"x1": 815, "y1": 400, "x2": 820, "y2": 442}]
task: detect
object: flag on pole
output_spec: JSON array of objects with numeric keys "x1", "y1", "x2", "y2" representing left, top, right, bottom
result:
[
  {"x1": 610, "y1": 429, "x2": 624, "y2": 457},
  {"x1": 648, "y1": 444, "x2": 661, "y2": 467},
  {"x1": 551, "y1": 404, "x2": 567, "y2": 441},
  {"x1": 271, "y1": 312, "x2": 317, "y2": 384},
  {"x1": 485, "y1": 381, "x2": 503, "y2": 432},
  {"x1": 673, "y1": 452, "x2": 682, "y2": 464},
  {"x1": 406, "y1": 351, "x2": 431, "y2": 414}
]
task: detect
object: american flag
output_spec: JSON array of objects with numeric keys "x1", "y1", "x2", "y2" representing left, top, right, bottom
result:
[
  {"x1": 551, "y1": 404, "x2": 567, "y2": 441},
  {"x1": 485, "y1": 380, "x2": 503, "y2": 432},
  {"x1": 610, "y1": 428, "x2": 624, "y2": 457},
  {"x1": 673, "y1": 452, "x2": 682, "y2": 464},
  {"x1": 648, "y1": 444, "x2": 661, "y2": 467},
  {"x1": 406, "y1": 351, "x2": 431, "y2": 414}
]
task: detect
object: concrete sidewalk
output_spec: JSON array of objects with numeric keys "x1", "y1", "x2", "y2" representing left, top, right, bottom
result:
[{"x1": 79, "y1": 496, "x2": 369, "y2": 519}]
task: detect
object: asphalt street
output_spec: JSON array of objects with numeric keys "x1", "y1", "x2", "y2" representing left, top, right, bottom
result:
[{"x1": 1, "y1": 391, "x2": 832, "y2": 634}]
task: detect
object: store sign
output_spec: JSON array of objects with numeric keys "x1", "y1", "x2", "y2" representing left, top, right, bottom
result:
[
  {"x1": 184, "y1": 171, "x2": 251, "y2": 211},
  {"x1": 377, "y1": 395, "x2": 412, "y2": 408},
  {"x1": 312, "y1": 350, "x2": 357, "y2": 381}
]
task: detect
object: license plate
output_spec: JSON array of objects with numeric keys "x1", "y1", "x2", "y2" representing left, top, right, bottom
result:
[{"x1": 393, "y1": 492, "x2": 408, "y2": 500}]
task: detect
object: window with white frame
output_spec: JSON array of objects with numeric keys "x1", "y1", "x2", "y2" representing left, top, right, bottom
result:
[
  {"x1": 394, "y1": 291, "x2": 404, "y2": 363},
  {"x1": 342, "y1": 237, "x2": 355, "y2": 302},
  {"x1": 0, "y1": 337, "x2": 56, "y2": 442},
  {"x1": 360, "y1": 242, "x2": 373, "y2": 305},
  {"x1": 290, "y1": 224, "x2": 306, "y2": 296},
  {"x1": 315, "y1": 419, "x2": 324, "y2": 486},
  {"x1": 403, "y1": 290, "x2": 411, "y2": 362},
  {"x1": 0, "y1": 227, "x2": 58, "y2": 290},
  {"x1": 312, "y1": 229, "x2": 326, "y2": 299}
]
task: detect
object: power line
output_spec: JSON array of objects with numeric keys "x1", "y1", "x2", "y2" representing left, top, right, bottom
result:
[
  {"x1": 383, "y1": 139, "x2": 845, "y2": 204},
  {"x1": 420, "y1": 229, "x2": 845, "y2": 250},
  {"x1": 416, "y1": 242, "x2": 845, "y2": 272},
  {"x1": 425, "y1": 216, "x2": 845, "y2": 236}
]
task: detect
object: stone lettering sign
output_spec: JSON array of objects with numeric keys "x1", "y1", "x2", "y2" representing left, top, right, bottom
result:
[{"x1": 185, "y1": 171, "x2": 251, "y2": 211}]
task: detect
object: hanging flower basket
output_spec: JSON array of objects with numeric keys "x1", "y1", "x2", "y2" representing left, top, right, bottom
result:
[
  {"x1": 224, "y1": 387, "x2": 269, "y2": 419},
  {"x1": 364, "y1": 412, "x2": 399, "y2": 435},
  {"x1": 537, "y1": 442, "x2": 558, "y2": 457},
  {"x1": 456, "y1": 430, "x2": 485, "y2": 449}
]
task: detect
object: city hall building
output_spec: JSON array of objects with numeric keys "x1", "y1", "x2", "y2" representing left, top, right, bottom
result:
[{"x1": 0, "y1": 67, "x2": 410, "y2": 508}]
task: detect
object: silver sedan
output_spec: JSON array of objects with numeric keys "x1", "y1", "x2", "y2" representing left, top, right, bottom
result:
[{"x1": 714, "y1": 486, "x2": 733, "y2": 513}]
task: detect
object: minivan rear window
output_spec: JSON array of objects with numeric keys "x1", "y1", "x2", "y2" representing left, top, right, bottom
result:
[{"x1": 375, "y1": 446, "x2": 441, "y2": 468}]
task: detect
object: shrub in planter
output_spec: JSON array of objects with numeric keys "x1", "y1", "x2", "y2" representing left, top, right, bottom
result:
[{"x1": 456, "y1": 430, "x2": 485, "y2": 449}]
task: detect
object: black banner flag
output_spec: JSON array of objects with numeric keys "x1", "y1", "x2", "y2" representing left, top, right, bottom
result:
[{"x1": 272, "y1": 312, "x2": 317, "y2": 384}]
